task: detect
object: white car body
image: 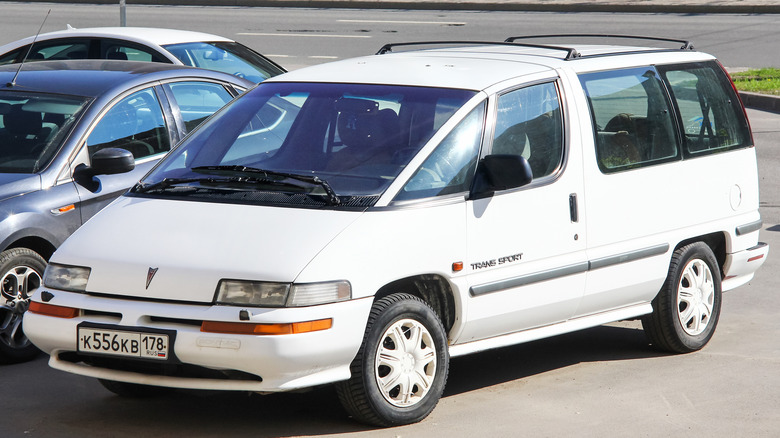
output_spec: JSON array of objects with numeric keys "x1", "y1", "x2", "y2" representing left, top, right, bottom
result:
[{"x1": 24, "y1": 38, "x2": 768, "y2": 425}]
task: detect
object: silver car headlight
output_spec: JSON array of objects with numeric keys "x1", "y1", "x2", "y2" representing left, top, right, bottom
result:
[
  {"x1": 43, "y1": 263, "x2": 91, "y2": 292},
  {"x1": 215, "y1": 280, "x2": 351, "y2": 307}
]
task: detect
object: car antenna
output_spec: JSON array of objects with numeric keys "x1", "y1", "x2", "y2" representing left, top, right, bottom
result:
[{"x1": 7, "y1": 9, "x2": 51, "y2": 88}]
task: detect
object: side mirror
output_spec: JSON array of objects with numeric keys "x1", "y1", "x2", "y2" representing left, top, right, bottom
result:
[
  {"x1": 471, "y1": 154, "x2": 533, "y2": 199},
  {"x1": 88, "y1": 147, "x2": 136, "y2": 176},
  {"x1": 74, "y1": 148, "x2": 135, "y2": 191}
]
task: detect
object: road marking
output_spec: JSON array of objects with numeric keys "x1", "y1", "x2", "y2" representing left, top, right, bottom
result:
[
  {"x1": 310, "y1": 56, "x2": 339, "y2": 59},
  {"x1": 337, "y1": 19, "x2": 466, "y2": 25},
  {"x1": 238, "y1": 32, "x2": 371, "y2": 39}
]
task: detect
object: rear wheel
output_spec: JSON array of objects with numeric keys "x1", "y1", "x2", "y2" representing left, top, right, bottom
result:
[
  {"x1": 336, "y1": 293, "x2": 448, "y2": 427},
  {"x1": 642, "y1": 242, "x2": 722, "y2": 353},
  {"x1": 0, "y1": 248, "x2": 46, "y2": 364}
]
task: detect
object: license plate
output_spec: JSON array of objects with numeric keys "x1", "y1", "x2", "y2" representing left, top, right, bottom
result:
[{"x1": 78, "y1": 327, "x2": 170, "y2": 360}]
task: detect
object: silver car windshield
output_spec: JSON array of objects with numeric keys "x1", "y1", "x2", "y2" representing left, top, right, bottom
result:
[
  {"x1": 0, "y1": 92, "x2": 88, "y2": 173},
  {"x1": 139, "y1": 82, "x2": 476, "y2": 206},
  {"x1": 162, "y1": 41, "x2": 284, "y2": 82}
]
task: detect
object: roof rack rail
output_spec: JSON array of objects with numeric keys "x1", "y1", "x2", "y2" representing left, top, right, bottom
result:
[
  {"x1": 505, "y1": 34, "x2": 695, "y2": 60},
  {"x1": 375, "y1": 40, "x2": 579, "y2": 59}
]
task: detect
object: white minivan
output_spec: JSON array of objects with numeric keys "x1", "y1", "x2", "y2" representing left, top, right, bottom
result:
[{"x1": 24, "y1": 37, "x2": 768, "y2": 427}]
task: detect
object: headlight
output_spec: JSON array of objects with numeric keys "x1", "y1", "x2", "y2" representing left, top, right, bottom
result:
[
  {"x1": 215, "y1": 280, "x2": 351, "y2": 307},
  {"x1": 43, "y1": 263, "x2": 91, "y2": 292},
  {"x1": 215, "y1": 280, "x2": 289, "y2": 307}
]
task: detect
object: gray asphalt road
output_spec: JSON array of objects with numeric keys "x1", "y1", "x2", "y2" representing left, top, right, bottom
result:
[{"x1": 1, "y1": 2, "x2": 779, "y2": 70}]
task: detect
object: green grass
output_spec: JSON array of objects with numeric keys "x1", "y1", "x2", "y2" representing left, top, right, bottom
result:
[{"x1": 730, "y1": 68, "x2": 780, "y2": 96}]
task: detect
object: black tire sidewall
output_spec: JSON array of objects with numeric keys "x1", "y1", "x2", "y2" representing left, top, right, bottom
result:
[
  {"x1": 0, "y1": 248, "x2": 46, "y2": 362},
  {"x1": 359, "y1": 294, "x2": 449, "y2": 426}
]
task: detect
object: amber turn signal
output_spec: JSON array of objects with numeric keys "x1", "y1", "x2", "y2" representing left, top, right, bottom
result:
[
  {"x1": 201, "y1": 318, "x2": 333, "y2": 335},
  {"x1": 28, "y1": 301, "x2": 79, "y2": 318}
]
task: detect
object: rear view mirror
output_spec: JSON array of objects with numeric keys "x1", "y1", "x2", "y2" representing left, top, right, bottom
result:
[{"x1": 74, "y1": 148, "x2": 135, "y2": 191}]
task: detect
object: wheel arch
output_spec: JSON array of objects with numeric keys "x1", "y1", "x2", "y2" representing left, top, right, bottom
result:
[
  {"x1": 3, "y1": 236, "x2": 57, "y2": 261},
  {"x1": 674, "y1": 232, "x2": 726, "y2": 277},
  {"x1": 373, "y1": 274, "x2": 457, "y2": 334}
]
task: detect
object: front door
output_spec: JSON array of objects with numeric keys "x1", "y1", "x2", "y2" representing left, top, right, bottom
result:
[{"x1": 459, "y1": 80, "x2": 587, "y2": 343}]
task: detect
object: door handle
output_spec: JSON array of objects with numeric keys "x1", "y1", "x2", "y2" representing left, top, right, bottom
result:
[{"x1": 569, "y1": 193, "x2": 578, "y2": 223}]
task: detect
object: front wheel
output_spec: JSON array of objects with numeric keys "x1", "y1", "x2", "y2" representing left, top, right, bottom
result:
[
  {"x1": 336, "y1": 293, "x2": 449, "y2": 427},
  {"x1": 642, "y1": 242, "x2": 722, "y2": 353},
  {"x1": 0, "y1": 248, "x2": 46, "y2": 364}
]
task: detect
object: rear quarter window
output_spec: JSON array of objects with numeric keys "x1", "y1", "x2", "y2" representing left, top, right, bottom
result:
[{"x1": 657, "y1": 61, "x2": 752, "y2": 156}]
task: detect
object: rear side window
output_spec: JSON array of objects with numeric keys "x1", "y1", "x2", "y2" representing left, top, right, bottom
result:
[
  {"x1": 579, "y1": 67, "x2": 679, "y2": 173},
  {"x1": 657, "y1": 61, "x2": 752, "y2": 156}
]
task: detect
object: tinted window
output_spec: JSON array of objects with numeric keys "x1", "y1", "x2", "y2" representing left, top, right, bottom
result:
[
  {"x1": 396, "y1": 102, "x2": 485, "y2": 201},
  {"x1": 579, "y1": 67, "x2": 679, "y2": 173},
  {"x1": 101, "y1": 39, "x2": 167, "y2": 62},
  {"x1": 142, "y1": 82, "x2": 475, "y2": 203},
  {"x1": 163, "y1": 41, "x2": 283, "y2": 82},
  {"x1": 26, "y1": 40, "x2": 91, "y2": 61},
  {"x1": 658, "y1": 62, "x2": 752, "y2": 156},
  {"x1": 492, "y1": 82, "x2": 563, "y2": 179},
  {"x1": 0, "y1": 92, "x2": 89, "y2": 173},
  {"x1": 87, "y1": 88, "x2": 170, "y2": 160},
  {"x1": 166, "y1": 81, "x2": 235, "y2": 132}
]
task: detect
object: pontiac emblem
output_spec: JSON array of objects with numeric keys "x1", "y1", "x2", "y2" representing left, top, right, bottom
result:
[{"x1": 146, "y1": 267, "x2": 159, "y2": 289}]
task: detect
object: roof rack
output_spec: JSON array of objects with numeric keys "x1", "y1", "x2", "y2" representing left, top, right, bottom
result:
[
  {"x1": 505, "y1": 34, "x2": 695, "y2": 60},
  {"x1": 375, "y1": 41, "x2": 579, "y2": 59}
]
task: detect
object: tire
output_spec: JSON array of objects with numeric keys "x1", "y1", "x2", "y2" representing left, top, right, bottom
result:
[
  {"x1": 0, "y1": 248, "x2": 46, "y2": 364},
  {"x1": 98, "y1": 379, "x2": 170, "y2": 397},
  {"x1": 642, "y1": 242, "x2": 722, "y2": 353},
  {"x1": 336, "y1": 293, "x2": 449, "y2": 427}
]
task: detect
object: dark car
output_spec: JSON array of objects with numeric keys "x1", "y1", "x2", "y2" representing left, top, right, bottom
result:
[{"x1": 0, "y1": 60, "x2": 253, "y2": 363}]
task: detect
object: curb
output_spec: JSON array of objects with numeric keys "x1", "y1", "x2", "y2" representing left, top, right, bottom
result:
[
  {"x1": 6, "y1": 0, "x2": 780, "y2": 14},
  {"x1": 740, "y1": 92, "x2": 780, "y2": 114}
]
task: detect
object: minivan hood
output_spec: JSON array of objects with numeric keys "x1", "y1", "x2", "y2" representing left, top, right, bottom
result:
[
  {"x1": 51, "y1": 196, "x2": 362, "y2": 303},
  {"x1": 0, "y1": 173, "x2": 41, "y2": 202}
]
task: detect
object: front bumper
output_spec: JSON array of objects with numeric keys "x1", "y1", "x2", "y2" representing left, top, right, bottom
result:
[{"x1": 24, "y1": 288, "x2": 373, "y2": 392}]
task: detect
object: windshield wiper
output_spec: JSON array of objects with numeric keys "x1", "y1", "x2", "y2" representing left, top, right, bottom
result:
[
  {"x1": 192, "y1": 165, "x2": 341, "y2": 206},
  {"x1": 133, "y1": 175, "x2": 278, "y2": 194}
]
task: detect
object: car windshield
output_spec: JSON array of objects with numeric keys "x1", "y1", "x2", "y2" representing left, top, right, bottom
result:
[
  {"x1": 162, "y1": 41, "x2": 284, "y2": 82},
  {"x1": 0, "y1": 92, "x2": 89, "y2": 173},
  {"x1": 138, "y1": 82, "x2": 475, "y2": 206}
]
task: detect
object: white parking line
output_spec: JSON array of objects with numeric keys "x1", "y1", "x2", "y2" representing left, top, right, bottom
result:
[
  {"x1": 337, "y1": 19, "x2": 466, "y2": 25},
  {"x1": 237, "y1": 32, "x2": 371, "y2": 39}
]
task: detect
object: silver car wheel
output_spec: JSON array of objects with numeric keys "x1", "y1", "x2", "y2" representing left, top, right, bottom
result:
[
  {"x1": 1, "y1": 264, "x2": 41, "y2": 349},
  {"x1": 374, "y1": 318, "x2": 437, "y2": 407},
  {"x1": 676, "y1": 258, "x2": 715, "y2": 336}
]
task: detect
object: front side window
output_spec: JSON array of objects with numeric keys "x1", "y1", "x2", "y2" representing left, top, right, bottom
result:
[
  {"x1": 137, "y1": 82, "x2": 476, "y2": 207},
  {"x1": 580, "y1": 67, "x2": 679, "y2": 173},
  {"x1": 163, "y1": 41, "x2": 284, "y2": 82},
  {"x1": 87, "y1": 88, "x2": 170, "y2": 160},
  {"x1": 492, "y1": 82, "x2": 563, "y2": 179},
  {"x1": 396, "y1": 102, "x2": 485, "y2": 201},
  {"x1": 165, "y1": 81, "x2": 235, "y2": 132},
  {"x1": 658, "y1": 62, "x2": 751, "y2": 156},
  {"x1": 0, "y1": 92, "x2": 89, "y2": 173}
]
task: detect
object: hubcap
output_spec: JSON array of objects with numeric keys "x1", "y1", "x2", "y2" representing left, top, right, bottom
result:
[
  {"x1": 0, "y1": 265, "x2": 42, "y2": 349},
  {"x1": 676, "y1": 258, "x2": 715, "y2": 336},
  {"x1": 374, "y1": 318, "x2": 437, "y2": 407}
]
